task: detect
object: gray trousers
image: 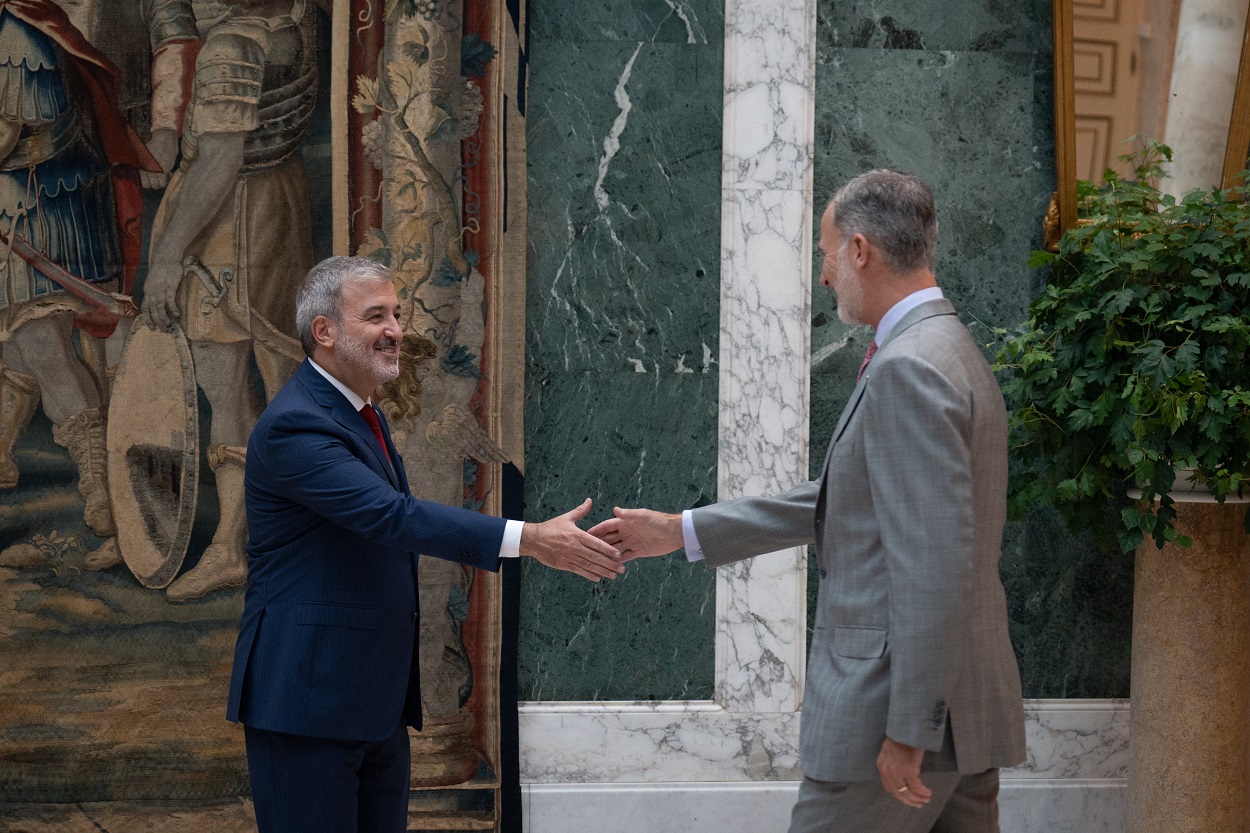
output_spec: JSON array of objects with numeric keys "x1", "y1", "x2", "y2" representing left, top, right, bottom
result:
[
  {"x1": 787, "y1": 768, "x2": 1000, "y2": 833},
  {"x1": 788, "y1": 722, "x2": 1000, "y2": 833}
]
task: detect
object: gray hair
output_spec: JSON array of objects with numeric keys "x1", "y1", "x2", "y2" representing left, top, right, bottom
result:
[
  {"x1": 829, "y1": 169, "x2": 938, "y2": 273},
  {"x1": 295, "y1": 256, "x2": 394, "y2": 356}
]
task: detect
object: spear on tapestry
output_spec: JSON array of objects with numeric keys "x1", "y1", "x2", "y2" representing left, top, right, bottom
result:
[{"x1": 0, "y1": 228, "x2": 140, "y2": 320}]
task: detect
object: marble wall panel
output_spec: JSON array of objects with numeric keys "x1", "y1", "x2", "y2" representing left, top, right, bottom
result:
[
  {"x1": 520, "y1": 372, "x2": 717, "y2": 700},
  {"x1": 522, "y1": 0, "x2": 725, "y2": 700}
]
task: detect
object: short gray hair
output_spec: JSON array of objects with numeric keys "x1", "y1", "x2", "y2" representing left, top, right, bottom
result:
[
  {"x1": 295, "y1": 256, "x2": 394, "y2": 356},
  {"x1": 829, "y1": 170, "x2": 938, "y2": 273}
]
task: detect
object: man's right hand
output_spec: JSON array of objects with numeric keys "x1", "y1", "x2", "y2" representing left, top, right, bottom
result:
[
  {"x1": 587, "y1": 507, "x2": 682, "y2": 562},
  {"x1": 521, "y1": 498, "x2": 625, "y2": 582},
  {"x1": 141, "y1": 263, "x2": 183, "y2": 331}
]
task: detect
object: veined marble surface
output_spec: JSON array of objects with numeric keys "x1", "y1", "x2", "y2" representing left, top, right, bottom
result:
[
  {"x1": 522, "y1": 0, "x2": 1102, "y2": 712},
  {"x1": 1016, "y1": 700, "x2": 1129, "y2": 779},
  {"x1": 714, "y1": 0, "x2": 815, "y2": 716},
  {"x1": 519, "y1": 699, "x2": 1127, "y2": 784},
  {"x1": 722, "y1": 0, "x2": 814, "y2": 191},
  {"x1": 521, "y1": 0, "x2": 725, "y2": 700},
  {"x1": 520, "y1": 705, "x2": 1129, "y2": 833},
  {"x1": 519, "y1": 702, "x2": 800, "y2": 783}
]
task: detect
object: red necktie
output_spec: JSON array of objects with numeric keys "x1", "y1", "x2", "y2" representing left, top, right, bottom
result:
[
  {"x1": 359, "y1": 403, "x2": 391, "y2": 462},
  {"x1": 857, "y1": 340, "x2": 879, "y2": 380}
]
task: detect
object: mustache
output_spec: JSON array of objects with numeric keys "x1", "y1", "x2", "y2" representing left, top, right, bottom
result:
[{"x1": 373, "y1": 337, "x2": 398, "y2": 349}]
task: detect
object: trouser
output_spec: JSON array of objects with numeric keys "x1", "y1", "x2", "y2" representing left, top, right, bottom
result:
[
  {"x1": 787, "y1": 768, "x2": 1000, "y2": 833},
  {"x1": 788, "y1": 719, "x2": 1000, "y2": 833},
  {"x1": 245, "y1": 722, "x2": 411, "y2": 833}
]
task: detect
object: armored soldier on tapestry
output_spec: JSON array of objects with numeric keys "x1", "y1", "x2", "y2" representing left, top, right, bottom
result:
[
  {"x1": 141, "y1": 0, "x2": 317, "y2": 601},
  {"x1": 0, "y1": 1, "x2": 158, "y2": 541}
]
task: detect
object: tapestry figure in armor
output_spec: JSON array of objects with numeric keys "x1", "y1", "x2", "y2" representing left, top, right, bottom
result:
[
  {"x1": 141, "y1": 0, "x2": 316, "y2": 601},
  {"x1": 0, "y1": 0, "x2": 158, "y2": 546}
]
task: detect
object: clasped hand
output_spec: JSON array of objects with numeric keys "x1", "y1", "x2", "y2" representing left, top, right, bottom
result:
[
  {"x1": 521, "y1": 499, "x2": 627, "y2": 582},
  {"x1": 587, "y1": 507, "x2": 683, "y2": 561},
  {"x1": 523, "y1": 504, "x2": 683, "y2": 581}
]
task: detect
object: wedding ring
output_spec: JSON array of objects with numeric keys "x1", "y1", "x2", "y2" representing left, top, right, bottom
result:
[{"x1": 896, "y1": 785, "x2": 909, "y2": 793}]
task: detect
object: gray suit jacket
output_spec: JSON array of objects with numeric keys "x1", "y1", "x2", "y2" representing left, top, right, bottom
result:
[{"x1": 692, "y1": 298, "x2": 1026, "y2": 782}]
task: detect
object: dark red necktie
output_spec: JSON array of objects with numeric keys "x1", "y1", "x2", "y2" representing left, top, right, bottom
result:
[
  {"x1": 857, "y1": 339, "x2": 879, "y2": 380},
  {"x1": 359, "y1": 403, "x2": 391, "y2": 462}
]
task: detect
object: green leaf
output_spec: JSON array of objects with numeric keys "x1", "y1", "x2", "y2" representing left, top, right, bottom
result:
[
  {"x1": 1027, "y1": 249, "x2": 1056, "y2": 269},
  {"x1": 1056, "y1": 479, "x2": 1079, "y2": 501}
]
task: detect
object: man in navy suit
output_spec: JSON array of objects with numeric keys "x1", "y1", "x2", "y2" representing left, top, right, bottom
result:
[{"x1": 227, "y1": 256, "x2": 623, "y2": 833}]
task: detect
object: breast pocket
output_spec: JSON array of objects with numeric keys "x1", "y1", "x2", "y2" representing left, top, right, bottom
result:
[{"x1": 833, "y1": 625, "x2": 887, "y2": 659}]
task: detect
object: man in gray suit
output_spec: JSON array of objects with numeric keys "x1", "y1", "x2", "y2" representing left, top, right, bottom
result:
[{"x1": 590, "y1": 170, "x2": 1026, "y2": 832}]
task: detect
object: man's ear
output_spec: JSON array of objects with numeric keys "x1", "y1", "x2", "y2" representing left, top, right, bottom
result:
[
  {"x1": 849, "y1": 233, "x2": 872, "y2": 268},
  {"x1": 310, "y1": 315, "x2": 336, "y2": 351}
]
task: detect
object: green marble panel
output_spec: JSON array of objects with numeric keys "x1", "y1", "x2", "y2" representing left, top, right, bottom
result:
[
  {"x1": 810, "y1": 47, "x2": 1050, "y2": 366},
  {"x1": 816, "y1": 0, "x2": 1050, "y2": 53},
  {"x1": 526, "y1": 40, "x2": 722, "y2": 373},
  {"x1": 810, "y1": 0, "x2": 1133, "y2": 698},
  {"x1": 520, "y1": 371, "x2": 717, "y2": 701},
  {"x1": 530, "y1": 0, "x2": 718, "y2": 43},
  {"x1": 522, "y1": 0, "x2": 723, "y2": 700}
]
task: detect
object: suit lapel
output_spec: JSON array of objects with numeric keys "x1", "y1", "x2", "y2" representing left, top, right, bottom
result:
[
  {"x1": 298, "y1": 361, "x2": 401, "y2": 488},
  {"x1": 374, "y1": 406, "x2": 408, "y2": 493},
  {"x1": 830, "y1": 379, "x2": 869, "y2": 448},
  {"x1": 822, "y1": 299, "x2": 958, "y2": 464}
]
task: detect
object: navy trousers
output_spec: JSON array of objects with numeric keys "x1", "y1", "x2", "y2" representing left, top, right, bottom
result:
[{"x1": 245, "y1": 722, "x2": 411, "y2": 833}]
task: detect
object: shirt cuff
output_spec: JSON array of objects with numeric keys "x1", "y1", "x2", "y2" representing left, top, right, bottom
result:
[
  {"x1": 681, "y1": 510, "x2": 705, "y2": 562},
  {"x1": 500, "y1": 519, "x2": 523, "y2": 558}
]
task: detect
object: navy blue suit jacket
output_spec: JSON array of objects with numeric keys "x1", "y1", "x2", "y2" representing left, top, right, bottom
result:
[{"x1": 226, "y1": 359, "x2": 506, "y2": 742}]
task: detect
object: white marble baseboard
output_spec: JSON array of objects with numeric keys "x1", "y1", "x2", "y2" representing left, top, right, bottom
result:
[
  {"x1": 519, "y1": 700, "x2": 1129, "y2": 832},
  {"x1": 521, "y1": 778, "x2": 1127, "y2": 833},
  {"x1": 519, "y1": 699, "x2": 1128, "y2": 783}
]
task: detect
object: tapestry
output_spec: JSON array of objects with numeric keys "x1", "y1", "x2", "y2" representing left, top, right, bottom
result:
[{"x1": 0, "y1": 0, "x2": 527, "y2": 829}]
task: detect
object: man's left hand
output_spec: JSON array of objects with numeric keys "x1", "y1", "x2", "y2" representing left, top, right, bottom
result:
[{"x1": 876, "y1": 737, "x2": 931, "y2": 808}]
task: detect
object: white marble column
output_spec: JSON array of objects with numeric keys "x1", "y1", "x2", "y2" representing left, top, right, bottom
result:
[
  {"x1": 1162, "y1": 0, "x2": 1250, "y2": 196},
  {"x1": 715, "y1": 0, "x2": 815, "y2": 718}
]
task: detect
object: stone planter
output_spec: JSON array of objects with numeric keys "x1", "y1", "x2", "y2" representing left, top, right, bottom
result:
[{"x1": 1127, "y1": 489, "x2": 1250, "y2": 833}]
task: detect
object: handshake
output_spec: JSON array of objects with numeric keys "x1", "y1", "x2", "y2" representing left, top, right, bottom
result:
[{"x1": 518, "y1": 499, "x2": 686, "y2": 582}]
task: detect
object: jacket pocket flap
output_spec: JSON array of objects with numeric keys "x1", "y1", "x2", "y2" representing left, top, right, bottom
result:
[
  {"x1": 296, "y1": 603, "x2": 378, "y2": 630},
  {"x1": 833, "y1": 625, "x2": 886, "y2": 659}
]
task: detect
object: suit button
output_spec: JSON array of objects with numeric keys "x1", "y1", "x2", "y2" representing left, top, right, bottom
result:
[{"x1": 820, "y1": 569, "x2": 827, "y2": 579}]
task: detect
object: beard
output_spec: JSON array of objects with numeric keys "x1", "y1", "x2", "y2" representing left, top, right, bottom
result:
[
  {"x1": 834, "y1": 247, "x2": 866, "y2": 326},
  {"x1": 337, "y1": 328, "x2": 401, "y2": 390}
]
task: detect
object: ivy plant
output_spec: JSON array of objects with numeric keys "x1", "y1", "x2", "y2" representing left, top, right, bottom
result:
[{"x1": 995, "y1": 141, "x2": 1250, "y2": 551}]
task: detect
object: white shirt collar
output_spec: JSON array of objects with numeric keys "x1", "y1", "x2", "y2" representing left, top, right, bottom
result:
[
  {"x1": 308, "y1": 358, "x2": 369, "y2": 411},
  {"x1": 874, "y1": 286, "x2": 945, "y2": 346}
]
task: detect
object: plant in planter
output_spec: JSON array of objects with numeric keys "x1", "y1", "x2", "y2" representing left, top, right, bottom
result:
[{"x1": 995, "y1": 141, "x2": 1250, "y2": 551}]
